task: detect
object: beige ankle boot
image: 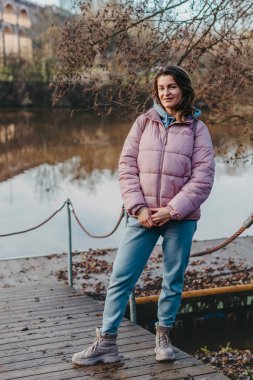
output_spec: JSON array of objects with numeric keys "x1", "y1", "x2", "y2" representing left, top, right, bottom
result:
[
  {"x1": 72, "y1": 328, "x2": 120, "y2": 366},
  {"x1": 155, "y1": 323, "x2": 175, "y2": 361}
]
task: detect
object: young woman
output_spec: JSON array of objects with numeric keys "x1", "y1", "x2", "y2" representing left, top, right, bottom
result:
[{"x1": 72, "y1": 65, "x2": 215, "y2": 366}]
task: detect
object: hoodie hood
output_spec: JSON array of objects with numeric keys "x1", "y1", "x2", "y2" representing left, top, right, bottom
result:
[{"x1": 153, "y1": 101, "x2": 201, "y2": 128}]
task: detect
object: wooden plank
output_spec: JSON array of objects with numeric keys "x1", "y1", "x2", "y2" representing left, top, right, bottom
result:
[
  {"x1": 0, "y1": 318, "x2": 133, "y2": 339},
  {"x1": 0, "y1": 327, "x2": 154, "y2": 353},
  {"x1": 0, "y1": 291, "x2": 83, "y2": 304},
  {"x1": 0, "y1": 338, "x2": 158, "y2": 365},
  {"x1": 0, "y1": 344, "x2": 189, "y2": 369},
  {"x1": 157, "y1": 365, "x2": 220, "y2": 380},
  {"x1": 0, "y1": 341, "x2": 190, "y2": 373},
  {"x1": 0, "y1": 341, "x2": 222, "y2": 378},
  {"x1": 8, "y1": 353, "x2": 161, "y2": 380},
  {"x1": 0, "y1": 318, "x2": 145, "y2": 338},
  {"x1": 0, "y1": 288, "x2": 99, "y2": 304},
  {"x1": 0, "y1": 322, "x2": 176, "y2": 356},
  {"x1": 1, "y1": 356, "x2": 210, "y2": 380},
  {"x1": 0, "y1": 309, "x2": 104, "y2": 329},
  {"x1": 0, "y1": 312, "x2": 104, "y2": 333},
  {"x1": 0, "y1": 302, "x2": 105, "y2": 323},
  {"x1": 194, "y1": 373, "x2": 229, "y2": 380},
  {"x1": 0, "y1": 294, "x2": 84, "y2": 310},
  {"x1": 0, "y1": 295, "x2": 102, "y2": 309},
  {"x1": 0, "y1": 303, "x2": 105, "y2": 324},
  {"x1": 0, "y1": 334, "x2": 156, "y2": 361},
  {"x1": 0, "y1": 288, "x2": 98, "y2": 307},
  {"x1": 0, "y1": 284, "x2": 81, "y2": 298},
  {"x1": 0, "y1": 283, "x2": 229, "y2": 380},
  {"x1": 0, "y1": 318, "x2": 136, "y2": 344},
  {"x1": 0, "y1": 284, "x2": 71, "y2": 295},
  {"x1": 0, "y1": 297, "x2": 104, "y2": 315},
  {"x1": 0, "y1": 341, "x2": 212, "y2": 380},
  {"x1": 0, "y1": 335, "x2": 156, "y2": 365},
  {"x1": 0, "y1": 358, "x2": 218, "y2": 380},
  {"x1": 0, "y1": 280, "x2": 66, "y2": 291}
]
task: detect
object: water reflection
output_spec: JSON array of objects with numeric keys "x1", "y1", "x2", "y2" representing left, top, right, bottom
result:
[
  {"x1": 0, "y1": 108, "x2": 252, "y2": 258},
  {"x1": 0, "y1": 108, "x2": 130, "y2": 184},
  {"x1": 0, "y1": 108, "x2": 252, "y2": 186}
]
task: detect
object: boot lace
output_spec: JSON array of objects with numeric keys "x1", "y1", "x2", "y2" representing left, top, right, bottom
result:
[
  {"x1": 82, "y1": 336, "x2": 103, "y2": 356},
  {"x1": 158, "y1": 332, "x2": 171, "y2": 348}
]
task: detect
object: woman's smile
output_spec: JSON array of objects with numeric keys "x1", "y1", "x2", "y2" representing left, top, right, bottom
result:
[{"x1": 157, "y1": 75, "x2": 183, "y2": 115}]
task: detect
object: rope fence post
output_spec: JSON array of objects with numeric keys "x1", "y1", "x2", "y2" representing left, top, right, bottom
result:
[
  {"x1": 125, "y1": 208, "x2": 137, "y2": 324},
  {"x1": 67, "y1": 199, "x2": 73, "y2": 287}
]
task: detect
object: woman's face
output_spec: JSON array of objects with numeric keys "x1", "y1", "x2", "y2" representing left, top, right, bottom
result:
[{"x1": 157, "y1": 74, "x2": 183, "y2": 115}]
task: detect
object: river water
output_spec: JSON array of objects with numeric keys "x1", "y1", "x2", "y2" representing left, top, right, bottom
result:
[{"x1": 0, "y1": 108, "x2": 252, "y2": 259}]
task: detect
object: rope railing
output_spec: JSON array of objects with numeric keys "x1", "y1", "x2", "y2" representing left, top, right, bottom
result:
[
  {"x1": 191, "y1": 213, "x2": 253, "y2": 257},
  {"x1": 1, "y1": 200, "x2": 252, "y2": 258},
  {"x1": 68, "y1": 200, "x2": 125, "y2": 238},
  {"x1": 0, "y1": 200, "x2": 252, "y2": 323},
  {"x1": 0, "y1": 201, "x2": 67, "y2": 237}
]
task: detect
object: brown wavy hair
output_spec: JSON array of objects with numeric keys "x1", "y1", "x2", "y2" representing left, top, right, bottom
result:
[{"x1": 152, "y1": 66, "x2": 195, "y2": 121}]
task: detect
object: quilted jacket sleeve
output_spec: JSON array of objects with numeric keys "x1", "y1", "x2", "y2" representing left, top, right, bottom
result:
[
  {"x1": 167, "y1": 121, "x2": 215, "y2": 220},
  {"x1": 118, "y1": 115, "x2": 147, "y2": 215}
]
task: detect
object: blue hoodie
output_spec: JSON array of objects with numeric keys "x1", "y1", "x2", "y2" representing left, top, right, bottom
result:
[{"x1": 154, "y1": 102, "x2": 201, "y2": 128}]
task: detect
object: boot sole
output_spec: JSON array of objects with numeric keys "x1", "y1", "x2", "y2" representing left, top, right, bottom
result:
[
  {"x1": 72, "y1": 353, "x2": 121, "y2": 366},
  {"x1": 155, "y1": 352, "x2": 176, "y2": 362},
  {"x1": 155, "y1": 353, "x2": 175, "y2": 362}
]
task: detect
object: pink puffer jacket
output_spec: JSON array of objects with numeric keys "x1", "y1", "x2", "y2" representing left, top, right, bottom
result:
[{"x1": 118, "y1": 108, "x2": 215, "y2": 220}]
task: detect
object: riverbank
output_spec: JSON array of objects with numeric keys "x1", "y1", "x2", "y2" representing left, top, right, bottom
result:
[
  {"x1": 0, "y1": 81, "x2": 146, "y2": 109},
  {"x1": 195, "y1": 345, "x2": 253, "y2": 380},
  {"x1": 1, "y1": 236, "x2": 252, "y2": 295}
]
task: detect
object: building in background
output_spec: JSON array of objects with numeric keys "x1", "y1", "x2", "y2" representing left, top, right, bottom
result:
[
  {"x1": 0, "y1": 0, "x2": 71, "y2": 65},
  {"x1": 0, "y1": 0, "x2": 33, "y2": 64}
]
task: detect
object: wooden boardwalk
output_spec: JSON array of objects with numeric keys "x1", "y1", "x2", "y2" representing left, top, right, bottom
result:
[{"x1": 0, "y1": 282, "x2": 229, "y2": 380}]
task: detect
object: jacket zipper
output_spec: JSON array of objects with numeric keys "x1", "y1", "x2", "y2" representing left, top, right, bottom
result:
[
  {"x1": 155, "y1": 119, "x2": 193, "y2": 206},
  {"x1": 157, "y1": 130, "x2": 168, "y2": 207}
]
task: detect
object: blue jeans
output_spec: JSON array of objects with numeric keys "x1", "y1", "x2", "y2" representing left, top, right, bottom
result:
[{"x1": 102, "y1": 217, "x2": 197, "y2": 333}]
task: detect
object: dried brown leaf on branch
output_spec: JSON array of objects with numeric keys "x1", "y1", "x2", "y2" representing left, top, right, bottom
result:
[{"x1": 52, "y1": 0, "x2": 253, "y2": 161}]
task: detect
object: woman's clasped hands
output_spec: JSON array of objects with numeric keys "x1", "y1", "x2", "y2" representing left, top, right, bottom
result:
[{"x1": 136, "y1": 207, "x2": 171, "y2": 228}]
